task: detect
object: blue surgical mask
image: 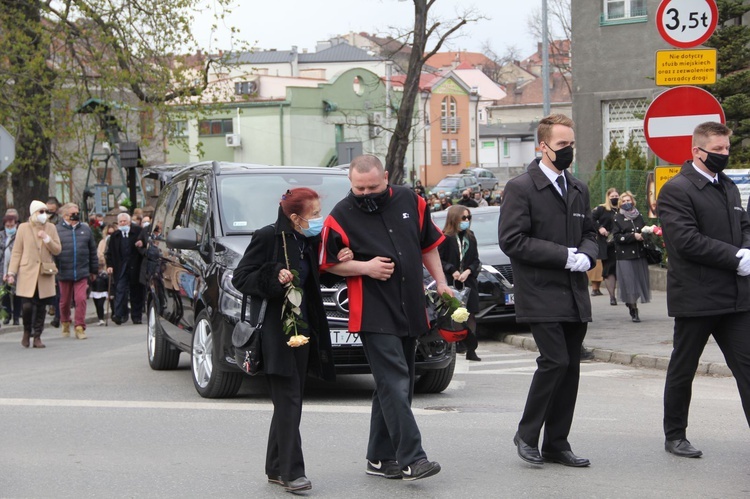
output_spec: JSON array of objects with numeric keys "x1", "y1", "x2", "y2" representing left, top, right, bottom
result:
[
  {"x1": 299, "y1": 216, "x2": 324, "y2": 237},
  {"x1": 118, "y1": 225, "x2": 130, "y2": 234},
  {"x1": 459, "y1": 221, "x2": 471, "y2": 231},
  {"x1": 5, "y1": 227, "x2": 16, "y2": 236}
]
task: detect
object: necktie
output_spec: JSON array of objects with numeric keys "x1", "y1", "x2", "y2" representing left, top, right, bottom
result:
[{"x1": 556, "y1": 176, "x2": 567, "y2": 199}]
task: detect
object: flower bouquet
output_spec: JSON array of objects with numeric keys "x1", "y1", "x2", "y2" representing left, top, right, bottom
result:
[
  {"x1": 640, "y1": 225, "x2": 665, "y2": 265},
  {"x1": 425, "y1": 287, "x2": 470, "y2": 342},
  {"x1": 281, "y1": 234, "x2": 309, "y2": 348}
]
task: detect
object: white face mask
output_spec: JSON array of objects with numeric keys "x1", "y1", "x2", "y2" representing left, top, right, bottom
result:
[{"x1": 36, "y1": 213, "x2": 48, "y2": 224}]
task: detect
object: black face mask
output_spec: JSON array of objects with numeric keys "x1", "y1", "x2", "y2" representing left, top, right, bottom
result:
[
  {"x1": 69, "y1": 213, "x2": 80, "y2": 222},
  {"x1": 546, "y1": 144, "x2": 574, "y2": 170},
  {"x1": 462, "y1": 194, "x2": 469, "y2": 199},
  {"x1": 350, "y1": 186, "x2": 390, "y2": 213},
  {"x1": 698, "y1": 147, "x2": 730, "y2": 174},
  {"x1": 610, "y1": 197, "x2": 619, "y2": 207}
]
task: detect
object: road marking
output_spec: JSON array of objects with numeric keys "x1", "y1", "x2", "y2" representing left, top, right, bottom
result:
[{"x1": 0, "y1": 398, "x2": 438, "y2": 415}]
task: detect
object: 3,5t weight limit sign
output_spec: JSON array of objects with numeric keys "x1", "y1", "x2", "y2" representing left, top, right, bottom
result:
[{"x1": 657, "y1": 0, "x2": 718, "y2": 48}]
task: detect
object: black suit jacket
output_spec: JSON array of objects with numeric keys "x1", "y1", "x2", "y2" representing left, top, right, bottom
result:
[
  {"x1": 658, "y1": 161, "x2": 750, "y2": 317},
  {"x1": 105, "y1": 223, "x2": 143, "y2": 282},
  {"x1": 498, "y1": 159, "x2": 597, "y2": 323}
]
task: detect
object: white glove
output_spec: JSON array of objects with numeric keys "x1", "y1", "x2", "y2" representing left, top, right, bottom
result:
[
  {"x1": 564, "y1": 248, "x2": 577, "y2": 270},
  {"x1": 571, "y1": 253, "x2": 591, "y2": 273},
  {"x1": 737, "y1": 249, "x2": 750, "y2": 276}
]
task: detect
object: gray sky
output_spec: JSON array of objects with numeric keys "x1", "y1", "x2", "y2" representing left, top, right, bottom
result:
[{"x1": 194, "y1": 1, "x2": 542, "y2": 59}]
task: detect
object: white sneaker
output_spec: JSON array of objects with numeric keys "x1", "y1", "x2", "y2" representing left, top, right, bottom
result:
[{"x1": 98, "y1": 320, "x2": 105, "y2": 326}]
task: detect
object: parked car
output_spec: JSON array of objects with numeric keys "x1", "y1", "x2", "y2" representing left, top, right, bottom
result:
[
  {"x1": 430, "y1": 206, "x2": 515, "y2": 323},
  {"x1": 144, "y1": 162, "x2": 455, "y2": 398},
  {"x1": 432, "y1": 174, "x2": 481, "y2": 200},
  {"x1": 460, "y1": 168, "x2": 499, "y2": 192}
]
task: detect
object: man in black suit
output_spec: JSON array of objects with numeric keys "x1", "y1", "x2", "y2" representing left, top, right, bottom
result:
[
  {"x1": 105, "y1": 212, "x2": 144, "y2": 325},
  {"x1": 658, "y1": 122, "x2": 750, "y2": 458},
  {"x1": 498, "y1": 114, "x2": 597, "y2": 468}
]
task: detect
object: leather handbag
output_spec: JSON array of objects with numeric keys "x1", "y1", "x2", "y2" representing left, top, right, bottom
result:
[
  {"x1": 40, "y1": 261, "x2": 58, "y2": 275},
  {"x1": 231, "y1": 295, "x2": 266, "y2": 375},
  {"x1": 642, "y1": 239, "x2": 663, "y2": 265}
]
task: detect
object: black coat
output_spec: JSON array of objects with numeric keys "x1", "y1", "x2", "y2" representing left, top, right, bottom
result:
[
  {"x1": 498, "y1": 159, "x2": 598, "y2": 323},
  {"x1": 612, "y1": 212, "x2": 646, "y2": 261},
  {"x1": 438, "y1": 231, "x2": 480, "y2": 313},
  {"x1": 105, "y1": 224, "x2": 143, "y2": 283},
  {"x1": 232, "y1": 208, "x2": 335, "y2": 381},
  {"x1": 591, "y1": 205, "x2": 615, "y2": 260},
  {"x1": 55, "y1": 222, "x2": 98, "y2": 282},
  {"x1": 658, "y1": 161, "x2": 750, "y2": 317}
]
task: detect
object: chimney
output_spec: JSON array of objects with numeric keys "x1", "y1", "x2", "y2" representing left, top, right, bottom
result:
[{"x1": 291, "y1": 45, "x2": 299, "y2": 77}]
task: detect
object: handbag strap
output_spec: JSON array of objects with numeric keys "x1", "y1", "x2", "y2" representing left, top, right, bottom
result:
[{"x1": 238, "y1": 229, "x2": 279, "y2": 326}]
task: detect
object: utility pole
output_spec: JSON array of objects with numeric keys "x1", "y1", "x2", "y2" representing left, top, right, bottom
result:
[{"x1": 542, "y1": 0, "x2": 551, "y2": 116}]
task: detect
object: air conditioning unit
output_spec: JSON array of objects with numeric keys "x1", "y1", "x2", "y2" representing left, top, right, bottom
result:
[
  {"x1": 369, "y1": 112, "x2": 384, "y2": 139},
  {"x1": 225, "y1": 134, "x2": 242, "y2": 147},
  {"x1": 371, "y1": 112, "x2": 383, "y2": 125}
]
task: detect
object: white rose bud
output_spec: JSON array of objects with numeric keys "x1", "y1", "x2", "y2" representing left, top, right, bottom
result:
[{"x1": 451, "y1": 307, "x2": 470, "y2": 323}]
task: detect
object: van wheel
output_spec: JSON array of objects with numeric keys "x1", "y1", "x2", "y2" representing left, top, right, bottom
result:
[
  {"x1": 414, "y1": 344, "x2": 456, "y2": 393},
  {"x1": 191, "y1": 311, "x2": 243, "y2": 398},
  {"x1": 147, "y1": 302, "x2": 180, "y2": 370}
]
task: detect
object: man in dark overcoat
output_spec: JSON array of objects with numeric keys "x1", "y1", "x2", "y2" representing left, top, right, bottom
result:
[
  {"x1": 658, "y1": 122, "x2": 750, "y2": 458},
  {"x1": 498, "y1": 114, "x2": 597, "y2": 468},
  {"x1": 106, "y1": 212, "x2": 144, "y2": 325}
]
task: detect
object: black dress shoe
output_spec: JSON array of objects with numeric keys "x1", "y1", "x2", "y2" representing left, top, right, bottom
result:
[
  {"x1": 267, "y1": 475, "x2": 284, "y2": 486},
  {"x1": 466, "y1": 351, "x2": 482, "y2": 361},
  {"x1": 665, "y1": 438, "x2": 702, "y2": 458},
  {"x1": 112, "y1": 316, "x2": 123, "y2": 325},
  {"x1": 513, "y1": 432, "x2": 543, "y2": 465},
  {"x1": 50, "y1": 317, "x2": 60, "y2": 328},
  {"x1": 542, "y1": 450, "x2": 591, "y2": 467},
  {"x1": 610, "y1": 297, "x2": 617, "y2": 306},
  {"x1": 283, "y1": 476, "x2": 312, "y2": 493},
  {"x1": 132, "y1": 319, "x2": 142, "y2": 325}
]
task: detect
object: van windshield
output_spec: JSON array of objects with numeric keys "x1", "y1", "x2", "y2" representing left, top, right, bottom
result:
[{"x1": 217, "y1": 172, "x2": 352, "y2": 234}]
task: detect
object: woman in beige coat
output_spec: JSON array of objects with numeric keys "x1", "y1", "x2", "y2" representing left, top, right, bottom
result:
[{"x1": 7, "y1": 200, "x2": 62, "y2": 348}]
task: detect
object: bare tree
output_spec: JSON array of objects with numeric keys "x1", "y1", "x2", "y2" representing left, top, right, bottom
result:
[
  {"x1": 384, "y1": 0, "x2": 482, "y2": 185},
  {"x1": 481, "y1": 41, "x2": 523, "y2": 85},
  {"x1": 526, "y1": 0, "x2": 572, "y2": 93}
]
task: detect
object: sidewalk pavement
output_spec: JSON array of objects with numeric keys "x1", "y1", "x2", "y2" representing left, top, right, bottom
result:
[{"x1": 498, "y1": 289, "x2": 733, "y2": 377}]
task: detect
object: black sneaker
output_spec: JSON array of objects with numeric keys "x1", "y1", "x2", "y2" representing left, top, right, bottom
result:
[
  {"x1": 401, "y1": 459, "x2": 441, "y2": 481},
  {"x1": 366, "y1": 459, "x2": 401, "y2": 479}
]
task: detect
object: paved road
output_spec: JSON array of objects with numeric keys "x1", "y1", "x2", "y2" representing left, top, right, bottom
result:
[{"x1": 1, "y1": 323, "x2": 749, "y2": 498}]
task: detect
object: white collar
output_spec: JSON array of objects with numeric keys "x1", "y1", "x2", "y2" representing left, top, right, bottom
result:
[
  {"x1": 539, "y1": 160, "x2": 566, "y2": 186},
  {"x1": 691, "y1": 162, "x2": 717, "y2": 183}
]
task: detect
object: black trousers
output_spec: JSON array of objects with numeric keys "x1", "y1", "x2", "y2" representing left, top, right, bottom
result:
[
  {"x1": 21, "y1": 291, "x2": 51, "y2": 337},
  {"x1": 664, "y1": 312, "x2": 750, "y2": 440},
  {"x1": 265, "y1": 343, "x2": 309, "y2": 482},
  {"x1": 518, "y1": 321, "x2": 587, "y2": 452},
  {"x1": 360, "y1": 333, "x2": 425, "y2": 467},
  {"x1": 113, "y1": 271, "x2": 144, "y2": 321}
]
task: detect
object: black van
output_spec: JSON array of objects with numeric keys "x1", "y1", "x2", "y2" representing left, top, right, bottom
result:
[{"x1": 144, "y1": 162, "x2": 456, "y2": 398}]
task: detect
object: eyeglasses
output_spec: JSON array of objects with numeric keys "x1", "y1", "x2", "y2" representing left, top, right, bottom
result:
[
  {"x1": 461, "y1": 215, "x2": 472, "y2": 221},
  {"x1": 36, "y1": 210, "x2": 49, "y2": 214}
]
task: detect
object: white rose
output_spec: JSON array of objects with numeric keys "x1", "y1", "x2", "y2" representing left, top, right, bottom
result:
[
  {"x1": 287, "y1": 335, "x2": 310, "y2": 347},
  {"x1": 451, "y1": 307, "x2": 470, "y2": 323}
]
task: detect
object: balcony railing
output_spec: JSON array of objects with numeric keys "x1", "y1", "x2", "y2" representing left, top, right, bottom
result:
[
  {"x1": 440, "y1": 116, "x2": 461, "y2": 133},
  {"x1": 441, "y1": 151, "x2": 461, "y2": 165}
]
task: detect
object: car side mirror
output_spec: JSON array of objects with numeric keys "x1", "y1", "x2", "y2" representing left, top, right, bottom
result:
[{"x1": 166, "y1": 227, "x2": 199, "y2": 250}]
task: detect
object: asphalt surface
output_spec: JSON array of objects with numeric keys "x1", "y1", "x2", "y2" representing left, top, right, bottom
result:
[
  {"x1": 496, "y1": 288, "x2": 732, "y2": 377},
  {"x1": 0, "y1": 291, "x2": 731, "y2": 378}
]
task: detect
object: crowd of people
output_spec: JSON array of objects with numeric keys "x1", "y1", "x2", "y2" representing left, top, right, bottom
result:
[
  {"x1": 0, "y1": 198, "x2": 155, "y2": 347},
  {"x1": 6, "y1": 116, "x2": 750, "y2": 494}
]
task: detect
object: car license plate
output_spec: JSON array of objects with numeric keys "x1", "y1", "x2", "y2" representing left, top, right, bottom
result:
[
  {"x1": 505, "y1": 293, "x2": 515, "y2": 305},
  {"x1": 330, "y1": 329, "x2": 362, "y2": 346}
]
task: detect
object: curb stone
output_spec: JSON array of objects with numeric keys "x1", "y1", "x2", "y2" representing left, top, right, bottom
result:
[{"x1": 499, "y1": 333, "x2": 731, "y2": 378}]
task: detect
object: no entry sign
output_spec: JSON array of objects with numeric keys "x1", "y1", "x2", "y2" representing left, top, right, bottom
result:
[
  {"x1": 644, "y1": 86, "x2": 725, "y2": 165},
  {"x1": 656, "y1": 0, "x2": 718, "y2": 48}
]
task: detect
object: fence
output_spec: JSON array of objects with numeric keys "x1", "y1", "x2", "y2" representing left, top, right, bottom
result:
[{"x1": 578, "y1": 160, "x2": 655, "y2": 219}]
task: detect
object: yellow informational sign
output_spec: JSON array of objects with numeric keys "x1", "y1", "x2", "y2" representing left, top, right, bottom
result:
[
  {"x1": 647, "y1": 166, "x2": 681, "y2": 218},
  {"x1": 655, "y1": 48, "x2": 717, "y2": 86}
]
